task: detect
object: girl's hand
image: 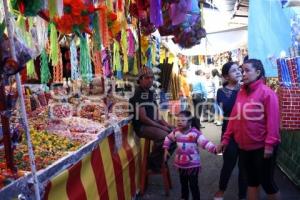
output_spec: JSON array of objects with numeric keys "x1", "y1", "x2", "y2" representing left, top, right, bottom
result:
[
  {"x1": 164, "y1": 150, "x2": 170, "y2": 162},
  {"x1": 264, "y1": 151, "x2": 273, "y2": 159},
  {"x1": 217, "y1": 144, "x2": 227, "y2": 154}
]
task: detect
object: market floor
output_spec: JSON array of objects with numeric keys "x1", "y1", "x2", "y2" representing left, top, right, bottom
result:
[{"x1": 139, "y1": 122, "x2": 300, "y2": 200}]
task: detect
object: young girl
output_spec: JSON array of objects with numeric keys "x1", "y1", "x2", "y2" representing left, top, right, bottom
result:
[
  {"x1": 219, "y1": 59, "x2": 281, "y2": 200},
  {"x1": 214, "y1": 62, "x2": 247, "y2": 200},
  {"x1": 163, "y1": 110, "x2": 216, "y2": 200}
]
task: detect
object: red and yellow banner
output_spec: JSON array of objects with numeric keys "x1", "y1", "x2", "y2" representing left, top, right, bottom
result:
[{"x1": 44, "y1": 124, "x2": 140, "y2": 200}]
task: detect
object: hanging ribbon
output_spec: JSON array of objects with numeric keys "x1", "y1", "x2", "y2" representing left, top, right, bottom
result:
[
  {"x1": 113, "y1": 41, "x2": 122, "y2": 79},
  {"x1": 80, "y1": 35, "x2": 93, "y2": 83},
  {"x1": 49, "y1": 0, "x2": 57, "y2": 19},
  {"x1": 99, "y1": 7, "x2": 109, "y2": 48},
  {"x1": 93, "y1": 12, "x2": 102, "y2": 51},
  {"x1": 296, "y1": 57, "x2": 300, "y2": 83},
  {"x1": 133, "y1": 54, "x2": 138, "y2": 75},
  {"x1": 49, "y1": 23, "x2": 59, "y2": 66},
  {"x1": 40, "y1": 48, "x2": 51, "y2": 84},
  {"x1": 93, "y1": 50, "x2": 103, "y2": 76},
  {"x1": 121, "y1": 29, "x2": 129, "y2": 73},
  {"x1": 36, "y1": 17, "x2": 48, "y2": 51},
  {"x1": 53, "y1": 48, "x2": 63, "y2": 83},
  {"x1": 150, "y1": 0, "x2": 163, "y2": 27},
  {"x1": 57, "y1": 0, "x2": 64, "y2": 17},
  {"x1": 107, "y1": 0, "x2": 113, "y2": 11},
  {"x1": 279, "y1": 59, "x2": 292, "y2": 87},
  {"x1": 70, "y1": 39, "x2": 80, "y2": 80},
  {"x1": 117, "y1": 0, "x2": 123, "y2": 12},
  {"x1": 102, "y1": 49, "x2": 112, "y2": 77},
  {"x1": 128, "y1": 29, "x2": 135, "y2": 57}
]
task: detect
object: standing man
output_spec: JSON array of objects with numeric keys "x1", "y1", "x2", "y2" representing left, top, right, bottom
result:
[{"x1": 129, "y1": 66, "x2": 173, "y2": 172}]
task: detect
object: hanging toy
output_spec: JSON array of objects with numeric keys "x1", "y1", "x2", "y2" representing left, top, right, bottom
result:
[
  {"x1": 113, "y1": 41, "x2": 122, "y2": 80},
  {"x1": 10, "y1": 0, "x2": 44, "y2": 17},
  {"x1": 79, "y1": 34, "x2": 93, "y2": 83},
  {"x1": 40, "y1": 48, "x2": 51, "y2": 84},
  {"x1": 70, "y1": 39, "x2": 80, "y2": 80}
]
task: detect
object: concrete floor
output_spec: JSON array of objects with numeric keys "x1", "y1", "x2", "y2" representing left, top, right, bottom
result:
[{"x1": 140, "y1": 122, "x2": 300, "y2": 200}]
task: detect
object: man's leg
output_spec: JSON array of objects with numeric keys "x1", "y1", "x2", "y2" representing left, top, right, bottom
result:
[{"x1": 139, "y1": 126, "x2": 169, "y2": 171}]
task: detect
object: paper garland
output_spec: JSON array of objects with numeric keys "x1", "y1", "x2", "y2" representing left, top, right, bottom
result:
[
  {"x1": 113, "y1": 40, "x2": 122, "y2": 79},
  {"x1": 49, "y1": 23, "x2": 59, "y2": 66},
  {"x1": 40, "y1": 48, "x2": 51, "y2": 84},
  {"x1": 121, "y1": 29, "x2": 129, "y2": 73},
  {"x1": 93, "y1": 12, "x2": 102, "y2": 51},
  {"x1": 80, "y1": 35, "x2": 93, "y2": 83},
  {"x1": 98, "y1": 7, "x2": 109, "y2": 48},
  {"x1": 93, "y1": 50, "x2": 103, "y2": 76},
  {"x1": 53, "y1": 48, "x2": 63, "y2": 83},
  {"x1": 70, "y1": 39, "x2": 80, "y2": 80}
]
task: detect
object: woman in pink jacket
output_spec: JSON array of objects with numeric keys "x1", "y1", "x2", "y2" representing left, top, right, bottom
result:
[{"x1": 218, "y1": 59, "x2": 281, "y2": 200}]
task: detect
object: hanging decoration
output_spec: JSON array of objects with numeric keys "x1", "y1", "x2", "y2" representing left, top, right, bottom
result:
[
  {"x1": 102, "y1": 49, "x2": 112, "y2": 77},
  {"x1": 53, "y1": 48, "x2": 63, "y2": 83},
  {"x1": 49, "y1": 23, "x2": 59, "y2": 66},
  {"x1": 150, "y1": 0, "x2": 163, "y2": 27},
  {"x1": 80, "y1": 35, "x2": 93, "y2": 83},
  {"x1": 57, "y1": 0, "x2": 64, "y2": 17},
  {"x1": 132, "y1": 54, "x2": 138, "y2": 75},
  {"x1": 113, "y1": 40, "x2": 122, "y2": 79},
  {"x1": 40, "y1": 49, "x2": 51, "y2": 84},
  {"x1": 70, "y1": 39, "x2": 80, "y2": 80},
  {"x1": 93, "y1": 12, "x2": 102, "y2": 51},
  {"x1": 93, "y1": 50, "x2": 103, "y2": 76},
  {"x1": 128, "y1": 29, "x2": 135, "y2": 57},
  {"x1": 98, "y1": 6, "x2": 109, "y2": 48},
  {"x1": 49, "y1": 0, "x2": 58, "y2": 19},
  {"x1": 35, "y1": 17, "x2": 48, "y2": 51},
  {"x1": 10, "y1": 0, "x2": 44, "y2": 17},
  {"x1": 121, "y1": 29, "x2": 129, "y2": 73}
]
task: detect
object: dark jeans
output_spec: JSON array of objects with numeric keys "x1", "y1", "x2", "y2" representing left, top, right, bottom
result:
[
  {"x1": 219, "y1": 138, "x2": 247, "y2": 199},
  {"x1": 192, "y1": 98, "x2": 205, "y2": 128},
  {"x1": 179, "y1": 168, "x2": 200, "y2": 200},
  {"x1": 202, "y1": 98, "x2": 215, "y2": 121},
  {"x1": 239, "y1": 147, "x2": 279, "y2": 194}
]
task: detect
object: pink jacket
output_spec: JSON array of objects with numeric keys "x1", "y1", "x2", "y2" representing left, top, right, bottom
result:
[
  {"x1": 163, "y1": 128, "x2": 216, "y2": 169},
  {"x1": 222, "y1": 79, "x2": 281, "y2": 153}
]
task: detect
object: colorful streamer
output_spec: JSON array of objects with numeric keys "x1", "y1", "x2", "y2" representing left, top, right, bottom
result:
[
  {"x1": 150, "y1": 0, "x2": 163, "y2": 27},
  {"x1": 128, "y1": 29, "x2": 135, "y2": 57},
  {"x1": 121, "y1": 29, "x2": 129, "y2": 73},
  {"x1": 93, "y1": 12, "x2": 102, "y2": 51},
  {"x1": 113, "y1": 41, "x2": 122, "y2": 79},
  {"x1": 57, "y1": 0, "x2": 64, "y2": 17},
  {"x1": 279, "y1": 59, "x2": 292, "y2": 87},
  {"x1": 70, "y1": 39, "x2": 80, "y2": 80},
  {"x1": 93, "y1": 50, "x2": 103, "y2": 76},
  {"x1": 50, "y1": 23, "x2": 59, "y2": 66},
  {"x1": 80, "y1": 35, "x2": 93, "y2": 83},
  {"x1": 296, "y1": 57, "x2": 300, "y2": 83},
  {"x1": 40, "y1": 48, "x2": 51, "y2": 84},
  {"x1": 36, "y1": 16, "x2": 48, "y2": 51},
  {"x1": 53, "y1": 49, "x2": 63, "y2": 83},
  {"x1": 132, "y1": 55, "x2": 138, "y2": 75},
  {"x1": 99, "y1": 7, "x2": 109, "y2": 48},
  {"x1": 49, "y1": 0, "x2": 57, "y2": 19}
]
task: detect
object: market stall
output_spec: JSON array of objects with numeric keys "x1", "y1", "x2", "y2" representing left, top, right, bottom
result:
[{"x1": 0, "y1": 0, "x2": 209, "y2": 198}]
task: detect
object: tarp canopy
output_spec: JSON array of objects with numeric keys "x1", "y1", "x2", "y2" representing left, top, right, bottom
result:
[
  {"x1": 248, "y1": 0, "x2": 300, "y2": 77},
  {"x1": 162, "y1": 27, "x2": 247, "y2": 56}
]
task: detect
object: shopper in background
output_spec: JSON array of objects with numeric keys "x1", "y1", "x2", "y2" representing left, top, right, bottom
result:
[
  {"x1": 129, "y1": 66, "x2": 173, "y2": 172},
  {"x1": 214, "y1": 62, "x2": 247, "y2": 200},
  {"x1": 202, "y1": 71, "x2": 215, "y2": 122},
  {"x1": 191, "y1": 69, "x2": 207, "y2": 129},
  {"x1": 218, "y1": 59, "x2": 281, "y2": 200},
  {"x1": 211, "y1": 69, "x2": 222, "y2": 126},
  {"x1": 179, "y1": 67, "x2": 191, "y2": 111}
]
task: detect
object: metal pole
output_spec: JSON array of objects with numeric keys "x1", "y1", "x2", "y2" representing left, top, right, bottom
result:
[{"x1": 2, "y1": 0, "x2": 41, "y2": 199}]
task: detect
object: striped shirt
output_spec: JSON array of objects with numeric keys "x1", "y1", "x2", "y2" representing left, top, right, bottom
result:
[{"x1": 163, "y1": 128, "x2": 216, "y2": 169}]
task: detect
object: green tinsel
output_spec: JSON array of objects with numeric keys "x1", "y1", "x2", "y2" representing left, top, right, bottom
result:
[
  {"x1": 50, "y1": 23, "x2": 59, "y2": 66},
  {"x1": 40, "y1": 49, "x2": 51, "y2": 84},
  {"x1": 80, "y1": 35, "x2": 93, "y2": 83},
  {"x1": 26, "y1": 60, "x2": 36, "y2": 79},
  {"x1": 49, "y1": 0, "x2": 57, "y2": 19},
  {"x1": 92, "y1": 13, "x2": 102, "y2": 51}
]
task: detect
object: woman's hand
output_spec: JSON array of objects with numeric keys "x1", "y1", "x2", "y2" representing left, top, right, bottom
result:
[{"x1": 216, "y1": 143, "x2": 227, "y2": 154}]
